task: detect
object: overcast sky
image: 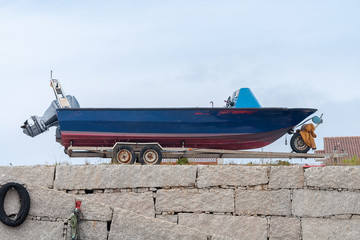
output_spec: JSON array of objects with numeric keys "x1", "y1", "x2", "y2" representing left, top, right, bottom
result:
[{"x1": 0, "y1": 1, "x2": 359, "y2": 165}]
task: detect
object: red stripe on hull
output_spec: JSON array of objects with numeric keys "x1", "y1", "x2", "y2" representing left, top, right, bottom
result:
[{"x1": 61, "y1": 128, "x2": 288, "y2": 150}]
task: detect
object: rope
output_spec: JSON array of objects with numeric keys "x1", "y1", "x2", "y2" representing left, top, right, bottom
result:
[
  {"x1": 39, "y1": 217, "x2": 70, "y2": 240},
  {"x1": 39, "y1": 201, "x2": 83, "y2": 240}
]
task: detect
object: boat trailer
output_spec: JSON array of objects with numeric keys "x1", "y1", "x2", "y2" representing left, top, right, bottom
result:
[{"x1": 65, "y1": 142, "x2": 327, "y2": 165}]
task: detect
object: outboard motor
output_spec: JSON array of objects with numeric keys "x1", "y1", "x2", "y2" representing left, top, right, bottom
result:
[{"x1": 21, "y1": 76, "x2": 80, "y2": 137}]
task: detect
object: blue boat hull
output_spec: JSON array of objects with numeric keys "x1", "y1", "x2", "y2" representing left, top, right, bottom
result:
[{"x1": 56, "y1": 108, "x2": 316, "y2": 150}]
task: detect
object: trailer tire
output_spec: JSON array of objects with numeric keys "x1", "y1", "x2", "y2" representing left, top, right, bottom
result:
[
  {"x1": 140, "y1": 146, "x2": 162, "y2": 165},
  {"x1": 112, "y1": 146, "x2": 136, "y2": 164},
  {"x1": 0, "y1": 182, "x2": 30, "y2": 227},
  {"x1": 290, "y1": 132, "x2": 310, "y2": 153}
]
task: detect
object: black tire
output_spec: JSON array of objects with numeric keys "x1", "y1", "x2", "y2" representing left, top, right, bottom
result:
[
  {"x1": 112, "y1": 145, "x2": 136, "y2": 164},
  {"x1": 290, "y1": 132, "x2": 311, "y2": 153},
  {"x1": 139, "y1": 146, "x2": 162, "y2": 165},
  {"x1": 0, "y1": 182, "x2": 30, "y2": 227}
]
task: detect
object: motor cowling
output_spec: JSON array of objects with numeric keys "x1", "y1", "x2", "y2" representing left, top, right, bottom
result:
[{"x1": 21, "y1": 95, "x2": 79, "y2": 137}]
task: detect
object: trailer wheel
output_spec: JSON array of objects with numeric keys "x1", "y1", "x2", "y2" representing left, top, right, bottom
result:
[
  {"x1": 0, "y1": 182, "x2": 30, "y2": 227},
  {"x1": 290, "y1": 132, "x2": 310, "y2": 153},
  {"x1": 112, "y1": 146, "x2": 136, "y2": 164},
  {"x1": 139, "y1": 146, "x2": 162, "y2": 165}
]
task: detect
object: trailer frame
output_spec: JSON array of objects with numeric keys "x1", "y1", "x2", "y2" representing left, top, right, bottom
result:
[{"x1": 64, "y1": 142, "x2": 327, "y2": 164}]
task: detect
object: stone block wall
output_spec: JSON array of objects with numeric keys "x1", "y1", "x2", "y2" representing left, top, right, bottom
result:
[{"x1": 1, "y1": 165, "x2": 360, "y2": 239}]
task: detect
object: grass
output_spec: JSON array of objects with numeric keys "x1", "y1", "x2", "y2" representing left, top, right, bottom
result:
[
  {"x1": 176, "y1": 158, "x2": 189, "y2": 165},
  {"x1": 244, "y1": 160, "x2": 291, "y2": 166},
  {"x1": 339, "y1": 155, "x2": 360, "y2": 166}
]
